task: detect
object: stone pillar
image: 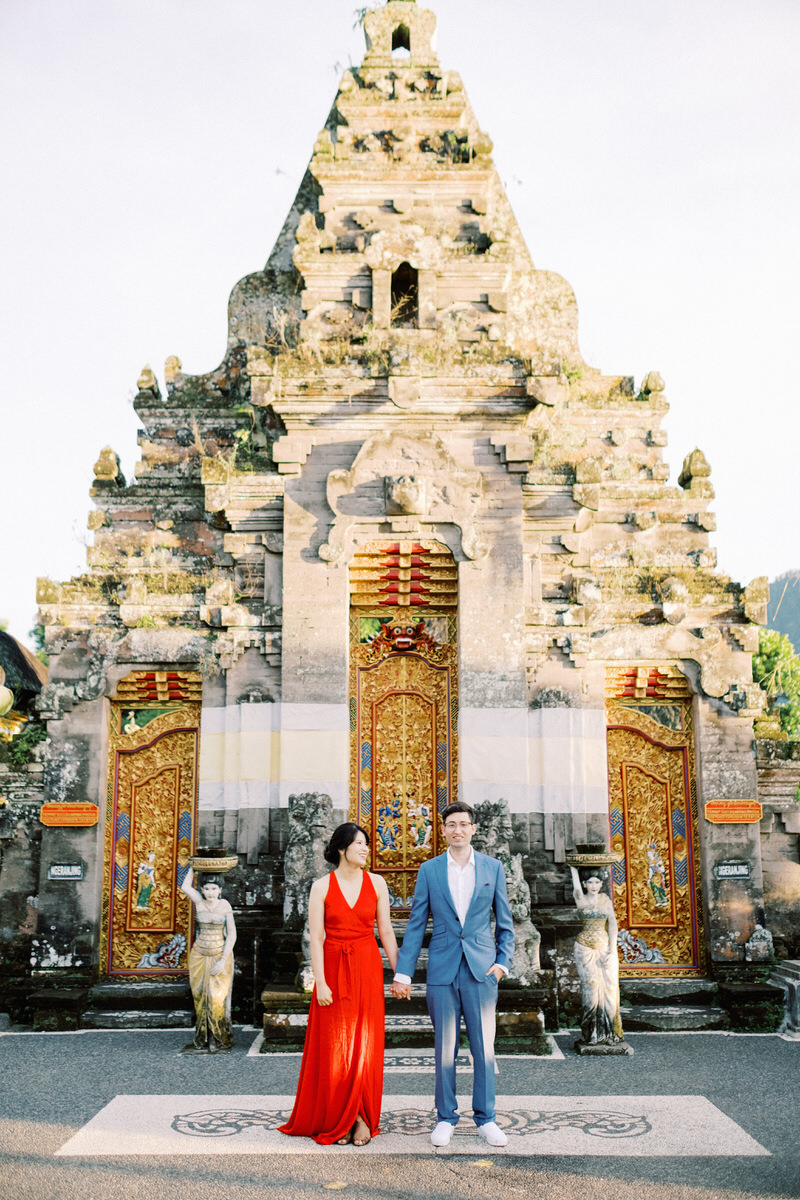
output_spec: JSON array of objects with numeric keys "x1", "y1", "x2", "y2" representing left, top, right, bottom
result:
[
  {"x1": 34, "y1": 691, "x2": 107, "y2": 975},
  {"x1": 695, "y1": 698, "x2": 764, "y2": 964},
  {"x1": 278, "y1": 481, "x2": 350, "y2": 810},
  {"x1": 418, "y1": 269, "x2": 437, "y2": 328},
  {"x1": 372, "y1": 269, "x2": 391, "y2": 328},
  {"x1": 457, "y1": 504, "x2": 528, "y2": 810}
]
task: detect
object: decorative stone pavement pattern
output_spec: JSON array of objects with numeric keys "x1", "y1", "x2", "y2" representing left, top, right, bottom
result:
[{"x1": 56, "y1": 1095, "x2": 769, "y2": 1158}]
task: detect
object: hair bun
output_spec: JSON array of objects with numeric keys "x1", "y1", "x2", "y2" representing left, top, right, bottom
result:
[{"x1": 323, "y1": 841, "x2": 339, "y2": 866}]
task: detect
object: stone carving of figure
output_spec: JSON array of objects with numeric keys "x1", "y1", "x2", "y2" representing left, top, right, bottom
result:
[
  {"x1": 179, "y1": 867, "x2": 237, "y2": 1053},
  {"x1": 473, "y1": 798, "x2": 541, "y2": 985},
  {"x1": 385, "y1": 474, "x2": 427, "y2": 515},
  {"x1": 568, "y1": 864, "x2": 631, "y2": 1055},
  {"x1": 283, "y1": 792, "x2": 335, "y2": 930},
  {"x1": 283, "y1": 792, "x2": 335, "y2": 990}
]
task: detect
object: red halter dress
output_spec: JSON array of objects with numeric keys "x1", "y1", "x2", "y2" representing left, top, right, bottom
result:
[{"x1": 279, "y1": 871, "x2": 385, "y2": 1143}]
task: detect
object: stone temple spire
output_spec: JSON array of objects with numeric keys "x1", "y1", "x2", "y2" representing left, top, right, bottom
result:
[
  {"x1": 360, "y1": 1, "x2": 439, "y2": 69},
  {"x1": 228, "y1": 0, "x2": 581, "y2": 371}
]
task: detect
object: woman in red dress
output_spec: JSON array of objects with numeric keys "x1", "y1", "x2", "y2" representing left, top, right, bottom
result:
[{"x1": 279, "y1": 823, "x2": 398, "y2": 1146}]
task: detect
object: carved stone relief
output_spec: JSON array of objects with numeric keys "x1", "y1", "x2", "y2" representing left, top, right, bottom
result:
[{"x1": 319, "y1": 430, "x2": 487, "y2": 563}]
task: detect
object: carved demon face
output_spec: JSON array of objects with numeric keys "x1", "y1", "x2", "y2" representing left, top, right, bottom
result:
[
  {"x1": 382, "y1": 622, "x2": 422, "y2": 651},
  {"x1": 385, "y1": 475, "x2": 426, "y2": 515}
]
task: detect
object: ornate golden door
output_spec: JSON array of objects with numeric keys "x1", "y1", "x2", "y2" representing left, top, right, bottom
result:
[
  {"x1": 349, "y1": 540, "x2": 458, "y2": 908},
  {"x1": 100, "y1": 671, "x2": 201, "y2": 977},
  {"x1": 606, "y1": 666, "x2": 705, "y2": 976}
]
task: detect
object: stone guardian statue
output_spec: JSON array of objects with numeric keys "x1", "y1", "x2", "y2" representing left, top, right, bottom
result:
[
  {"x1": 566, "y1": 848, "x2": 633, "y2": 1056},
  {"x1": 473, "y1": 797, "x2": 541, "y2": 984},
  {"x1": 282, "y1": 791, "x2": 335, "y2": 990}
]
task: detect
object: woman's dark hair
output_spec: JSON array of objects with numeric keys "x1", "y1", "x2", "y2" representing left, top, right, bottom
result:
[
  {"x1": 197, "y1": 873, "x2": 223, "y2": 887},
  {"x1": 324, "y1": 823, "x2": 370, "y2": 865},
  {"x1": 578, "y1": 865, "x2": 610, "y2": 888}
]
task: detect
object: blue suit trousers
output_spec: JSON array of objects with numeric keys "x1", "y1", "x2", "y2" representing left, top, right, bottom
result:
[{"x1": 426, "y1": 956, "x2": 499, "y2": 1126}]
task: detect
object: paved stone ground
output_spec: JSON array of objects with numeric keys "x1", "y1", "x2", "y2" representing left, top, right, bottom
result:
[{"x1": 1, "y1": 1027, "x2": 798, "y2": 1200}]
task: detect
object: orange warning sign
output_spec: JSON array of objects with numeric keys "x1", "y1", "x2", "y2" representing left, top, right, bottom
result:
[
  {"x1": 704, "y1": 800, "x2": 762, "y2": 824},
  {"x1": 40, "y1": 803, "x2": 99, "y2": 827}
]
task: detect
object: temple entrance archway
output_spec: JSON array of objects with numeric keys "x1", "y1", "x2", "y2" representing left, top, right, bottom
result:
[
  {"x1": 99, "y1": 671, "x2": 201, "y2": 977},
  {"x1": 349, "y1": 540, "x2": 457, "y2": 908},
  {"x1": 606, "y1": 666, "x2": 706, "y2": 976}
]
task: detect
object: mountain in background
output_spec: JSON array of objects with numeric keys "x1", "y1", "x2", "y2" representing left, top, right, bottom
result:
[{"x1": 768, "y1": 571, "x2": 800, "y2": 653}]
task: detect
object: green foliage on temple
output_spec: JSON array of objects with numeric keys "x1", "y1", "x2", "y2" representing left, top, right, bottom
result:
[
  {"x1": 27, "y1": 624, "x2": 49, "y2": 667},
  {"x1": 753, "y1": 627, "x2": 800, "y2": 739},
  {"x1": 0, "y1": 721, "x2": 47, "y2": 769}
]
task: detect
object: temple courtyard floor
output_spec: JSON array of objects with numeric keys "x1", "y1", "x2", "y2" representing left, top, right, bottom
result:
[{"x1": 1, "y1": 1027, "x2": 798, "y2": 1200}]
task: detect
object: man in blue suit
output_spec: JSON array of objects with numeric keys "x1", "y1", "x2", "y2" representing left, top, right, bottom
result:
[{"x1": 391, "y1": 801, "x2": 515, "y2": 1148}]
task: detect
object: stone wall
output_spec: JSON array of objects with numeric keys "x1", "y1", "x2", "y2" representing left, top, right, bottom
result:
[
  {"x1": 0, "y1": 760, "x2": 45, "y2": 1019},
  {"x1": 758, "y1": 739, "x2": 800, "y2": 958}
]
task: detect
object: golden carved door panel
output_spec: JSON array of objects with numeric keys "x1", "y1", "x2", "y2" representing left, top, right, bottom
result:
[
  {"x1": 100, "y1": 672, "x2": 201, "y2": 977},
  {"x1": 606, "y1": 668, "x2": 705, "y2": 976},
  {"x1": 349, "y1": 541, "x2": 457, "y2": 909}
]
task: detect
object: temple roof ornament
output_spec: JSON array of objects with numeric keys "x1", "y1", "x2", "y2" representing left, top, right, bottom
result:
[{"x1": 361, "y1": 2, "x2": 439, "y2": 70}]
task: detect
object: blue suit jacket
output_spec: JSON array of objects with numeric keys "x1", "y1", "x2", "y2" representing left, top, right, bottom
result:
[{"x1": 395, "y1": 850, "x2": 515, "y2": 985}]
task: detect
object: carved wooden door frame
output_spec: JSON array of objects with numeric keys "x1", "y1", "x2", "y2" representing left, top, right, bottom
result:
[
  {"x1": 99, "y1": 671, "x2": 201, "y2": 977},
  {"x1": 606, "y1": 667, "x2": 706, "y2": 976}
]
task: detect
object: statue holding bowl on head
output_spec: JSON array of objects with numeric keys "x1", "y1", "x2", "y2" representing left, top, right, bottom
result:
[
  {"x1": 179, "y1": 848, "x2": 238, "y2": 1054},
  {"x1": 566, "y1": 845, "x2": 633, "y2": 1057}
]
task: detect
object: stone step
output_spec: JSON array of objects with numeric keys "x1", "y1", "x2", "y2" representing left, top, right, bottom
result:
[
  {"x1": 620, "y1": 1004, "x2": 729, "y2": 1032},
  {"x1": 262, "y1": 983, "x2": 552, "y2": 1012},
  {"x1": 619, "y1": 978, "x2": 718, "y2": 1007},
  {"x1": 770, "y1": 960, "x2": 800, "y2": 1037},
  {"x1": 87, "y1": 980, "x2": 193, "y2": 1010},
  {"x1": 30, "y1": 986, "x2": 91, "y2": 1032},
  {"x1": 261, "y1": 1008, "x2": 549, "y2": 1054},
  {"x1": 81, "y1": 1008, "x2": 195, "y2": 1030}
]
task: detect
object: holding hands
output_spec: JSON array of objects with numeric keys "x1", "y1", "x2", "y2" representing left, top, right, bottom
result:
[{"x1": 390, "y1": 980, "x2": 411, "y2": 1000}]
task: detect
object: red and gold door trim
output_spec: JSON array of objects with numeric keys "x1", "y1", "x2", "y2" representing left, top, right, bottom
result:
[
  {"x1": 100, "y1": 671, "x2": 201, "y2": 977},
  {"x1": 606, "y1": 666, "x2": 706, "y2": 976}
]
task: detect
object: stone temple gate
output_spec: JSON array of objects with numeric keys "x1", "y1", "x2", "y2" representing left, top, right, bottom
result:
[{"x1": 4, "y1": 0, "x2": 786, "y2": 1025}]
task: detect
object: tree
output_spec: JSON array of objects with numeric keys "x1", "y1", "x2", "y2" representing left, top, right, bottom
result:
[
  {"x1": 753, "y1": 628, "x2": 800, "y2": 739},
  {"x1": 768, "y1": 570, "x2": 800, "y2": 654},
  {"x1": 27, "y1": 624, "x2": 49, "y2": 667}
]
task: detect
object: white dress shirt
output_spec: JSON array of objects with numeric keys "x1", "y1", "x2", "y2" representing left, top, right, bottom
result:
[{"x1": 446, "y1": 846, "x2": 475, "y2": 925}]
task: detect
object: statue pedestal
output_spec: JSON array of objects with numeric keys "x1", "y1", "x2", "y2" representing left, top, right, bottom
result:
[
  {"x1": 575, "y1": 1038, "x2": 634, "y2": 1056},
  {"x1": 180, "y1": 1041, "x2": 232, "y2": 1055}
]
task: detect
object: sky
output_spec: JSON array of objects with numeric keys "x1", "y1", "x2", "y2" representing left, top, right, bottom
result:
[{"x1": 2, "y1": 0, "x2": 798, "y2": 648}]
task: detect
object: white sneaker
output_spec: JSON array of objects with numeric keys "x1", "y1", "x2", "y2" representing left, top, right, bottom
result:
[
  {"x1": 477, "y1": 1121, "x2": 507, "y2": 1147},
  {"x1": 431, "y1": 1121, "x2": 455, "y2": 1147}
]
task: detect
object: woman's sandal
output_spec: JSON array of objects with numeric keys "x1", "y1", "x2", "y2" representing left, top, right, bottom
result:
[
  {"x1": 335, "y1": 1129, "x2": 354, "y2": 1146},
  {"x1": 352, "y1": 1118, "x2": 371, "y2": 1147}
]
